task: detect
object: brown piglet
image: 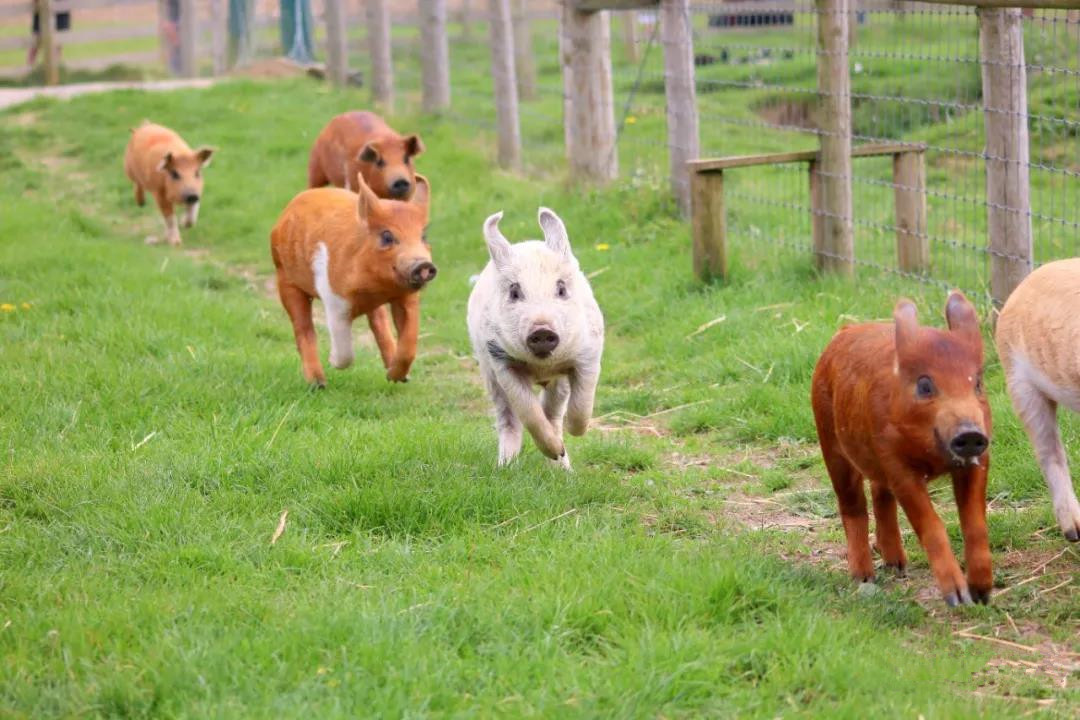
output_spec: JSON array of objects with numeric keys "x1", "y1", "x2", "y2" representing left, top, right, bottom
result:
[
  {"x1": 307, "y1": 111, "x2": 424, "y2": 199},
  {"x1": 124, "y1": 121, "x2": 214, "y2": 246},
  {"x1": 270, "y1": 172, "x2": 436, "y2": 387},
  {"x1": 811, "y1": 292, "x2": 992, "y2": 606}
]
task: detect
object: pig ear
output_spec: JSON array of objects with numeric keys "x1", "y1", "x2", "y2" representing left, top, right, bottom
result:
[
  {"x1": 538, "y1": 207, "x2": 572, "y2": 259},
  {"x1": 358, "y1": 143, "x2": 379, "y2": 164},
  {"x1": 411, "y1": 174, "x2": 430, "y2": 212},
  {"x1": 355, "y1": 171, "x2": 382, "y2": 220},
  {"x1": 483, "y1": 211, "x2": 513, "y2": 271},
  {"x1": 195, "y1": 146, "x2": 215, "y2": 167},
  {"x1": 405, "y1": 134, "x2": 424, "y2": 157},
  {"x1": 945, "y1": 290, "x2": 982, "y2": 349},
  {"x1": 157, "y1": 152, "x2": 175, "y2": 172},
  {"x1": 893, "y1": 298, "x2": 919, "y2": 358}
]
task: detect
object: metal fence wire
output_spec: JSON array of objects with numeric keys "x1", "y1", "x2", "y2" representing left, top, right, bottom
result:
[{"x1": 380, "y1": 1, "x2": 1077, "y2": 302}]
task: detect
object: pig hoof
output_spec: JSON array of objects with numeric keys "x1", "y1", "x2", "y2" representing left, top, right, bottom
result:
[
  {"x1": 970, "y1": 587, "x2": 991, "y2": 605},
  {"x1": 884, "y1": 562, "x2": 907, "y2": 578},
  {"x1": 308, "y1": 379, "x2": 326, "y2": 391},
  {"x1": 1065, "y1": 527, "x2": 1080, "y2": 543},
  {"x1": 944, "y1": 588, "x2": 973, "y2": 607}
]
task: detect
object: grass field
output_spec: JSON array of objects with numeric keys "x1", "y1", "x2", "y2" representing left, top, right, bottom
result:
[{"x1": 2, "y1": 17, "x2": 1079, "y2": 719}]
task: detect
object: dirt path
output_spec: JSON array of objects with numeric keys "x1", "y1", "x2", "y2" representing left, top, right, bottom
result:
[{"x1": 0, "y1": 78, "x2": 216, "y2": 110}]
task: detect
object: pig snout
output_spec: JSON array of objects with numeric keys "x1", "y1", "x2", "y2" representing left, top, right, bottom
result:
[
  {"x1": 182, "y1": 192, "x2": 200, "y2": 205},
  {"x1": 389, "y1": 178, "x2": 412, "y2": 199},
  {"x1": 408, "y1": 261, "x2": 437, "y2": 289},
  {"x1": 526, "y1": 326, "x2": 560, "y2": 359},
  {"x1": 949, "y1": 423, "x2": 989, "y2": 459}
]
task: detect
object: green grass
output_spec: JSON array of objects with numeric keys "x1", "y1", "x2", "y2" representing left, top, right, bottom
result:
[{"x1": 1, "y1": 17, "x2": 1079, "y2": 718}]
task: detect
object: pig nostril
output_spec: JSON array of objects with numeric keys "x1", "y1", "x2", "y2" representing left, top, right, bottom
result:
[
  {"x1": 410, "y1": 263, "x2": 437, "y2": 285},
  {"x1": 950, "y1": 431, "x2": 988, "y2": 458},
  {"x1": 526, "y1": 329, "x2": 560, "y2": 357},
  {"x1": 184, "y1": 194, "x2": 200, "y2": 205},
  {"x1": 391, "y1": 180, "x2": 411, "y2": 196}
]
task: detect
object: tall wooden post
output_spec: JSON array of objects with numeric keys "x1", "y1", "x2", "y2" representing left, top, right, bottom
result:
[
  {"x1": 815, "y1": 0, "x2": 853, "y2": 275},
  {"x1": 893, "y1": 151, "x2": 929, "y2": 274},
  {"x1": 210, "y1": 0, "x2": 227, "y2": 75},
  {"x1": 980, "y1": 8, "x2": 1031, "y2": 306},
  {"x1": 691, "y1": 170, "x2": 726, "y2": 281},
  {"x1": 367, "y1": 0, "x2": 394, "y2": 110},
  {"x1": 622, "y1": 11, "x2": 639, "y2": 63},
  {"x1": 489, "y1": 0, "x2": 522, "y2": 170},
  {"x1": 324, "y1": 0, "x2": 348, "y2": 86},
  {"x1": 420, "y1": 0, "x2": 451, "y2": 112},
  {"x1": 561, "y1": 5, "x2": 617, "y2": 183},
  {"x1": 179, "y1": 0, "x2": 197, "y2": 77},
  {"x1": 39, "y1": 0, "x2": 59, "y2": 85},
  {"x1": 661, "y1": 0, "x2": 699, "y2": 216},
  {"x1": 513, "y1": 0, "x2": 538, "y2": 100}
]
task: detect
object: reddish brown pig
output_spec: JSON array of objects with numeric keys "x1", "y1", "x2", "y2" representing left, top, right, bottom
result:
[
  {"x1": 270, "y1": 172, "x2": 436, "y2": 387},
  {"x1": 811, "y1": 292, "x2": 992, "y2": 606},
  {"x1": 124, "y1": 121, "x2": 214, "y2": 246},
  {"x1": 307, "y1": 111, "x2": 424, "y2": 199}
]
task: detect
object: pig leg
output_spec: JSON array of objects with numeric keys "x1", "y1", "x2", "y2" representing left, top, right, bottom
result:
[
  {"x1": 154, "y1": 192, "x2": 181, "y2": 246},
  {"x1": 182, "y1": 201, "x2": 200, "y2": 229},
  {"x1": 307, "y1": 152, "x2": 328, "y2": 188},
  {"x1": 493, "y1": 366, "x2": 565, "y2": 462},
  {"x1": 870, "y1": 480, "x2": 907, "y2": 575},
  {"x1": 1009, "y1": 378, "x2": 1080, "y2": 542},
  {"x1": 366, "y1": 305, "x2": 397, "y2": 370},
  {"x1": 277, "y1": 272, "x2": 326, "y2": 387},
  {"x1": 893, "y1": 479, "x2": 970, "y2": 606},
  {"x1": 827, "y1": 460, "x2": 874, "y2": 583},
  {"x1": 565, "y1": 363, "x2": 600, "y2": 436},
  {"x1": 133, "y1": 183, "x2": 145, "y2": 207},
  {"x1": 386, "y1": 295, "x2": 419, "y2": 382},
  {"x1": 487, "y1": 373, "x2": 523, "y2": 466},
  {"x1": 541, "y1": 377, "x2": 572, "y2": 470},
  {"x1": 312, "y1": 242, "x2": 354, "y2": 370},
  {"x1": 952, "y1": 462, "x2": 993, "y2": 604}
]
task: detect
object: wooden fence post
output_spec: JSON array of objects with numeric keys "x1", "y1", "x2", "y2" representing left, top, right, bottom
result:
[
  {"x1": 661, "y1": 0, "x2": 699, "y2": 217},
  {"x1": 420, "y1": 0, "x2": 451, "y2": 112},
  {"x1": 893, "y1": 150, "x2": 929, "y2": 274},
  {"x1": 324, "y1": 0, "x2": 348, "y2": 86},
  {"x1": 815, "y1": 0, "x2": 853, "y2": 275},
  {"x1": 39, "y1": 0, "x2": 59, "y2": 85},
  {"x1": 622, "y1": 11, "x2": 639, "y2": 63},
  {"x1": 367, "y1": 0, "x2": 394, "y2": 110},
  {"x1": 179, "y1": 0, "x2": 197, "y2": 77},
  {"x1": 979, "y1": 7, "x2": 1032, "y2": 306},
  {"x1": 561, "y1": 5, "x2": 618, "y2": 183},
  {"x1": 691, "y1": 170, "x2": 726, "y2": 281},
  {"x1": 808, "y1": 158, "x2": 826, "y2": 262},
  {"x1": 489, "y1": 0, "x2": 522, "y2": 169},
  {"x1": 513, "y1": 0, "x2": 537, "y2": 100},
  {"x1": 210, "y1": 0, "x2": 227, "y2": 75}
]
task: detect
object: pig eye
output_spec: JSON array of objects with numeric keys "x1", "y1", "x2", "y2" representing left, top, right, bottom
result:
[
  {"x1": 168, "y1": 169, "x2": 180, "y2": 181},
  {"x1": 194, "y1": 169, "x2": 201, "y2": 178},
  {"x1": 975, "y1": 375, "x2": 984, "y2": 395},
  {"x1": 379, "y1": 230, "x2": 396, "y2": 248},
  {"x1": 555, "y1": 280, "x2": 568, "y2": 299},
  {"x1": 422, "y1": 229, "x2": 430, "y2": 245},
  {"x1": 508, "y1": 283, "x2": 523, "y2": 302},
  {"x1": 375, "y1": 158, "x2": 386, "y2": 169},
  {"x1": 916, "y1": 376, "x2": 936, "y2": 399}
]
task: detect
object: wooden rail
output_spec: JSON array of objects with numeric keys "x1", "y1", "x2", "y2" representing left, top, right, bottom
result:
[{"x1": 689, "y1": 143, "x2": 929, "y2": 282}]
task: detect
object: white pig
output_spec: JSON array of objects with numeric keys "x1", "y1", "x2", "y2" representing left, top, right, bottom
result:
[{"x1": 467, "y1": 208, "x2": 605, "y2": 469}]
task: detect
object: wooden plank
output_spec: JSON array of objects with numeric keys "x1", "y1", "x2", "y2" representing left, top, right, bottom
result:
[
  {"x1": 689, "y1": 143, "x2": 926, "y2": 173},
  {"x1": 691, "y1": 170, "x2": 726, "y2": 281},
  {"x1": 513, "y1": 0, "x2": 537, "y2": 101},
  {"x1": 54, "y1": 26, "x2": 158, "y2": 44},
  {"x1": 893, "y1": 150, "x2": 929, "y2": 274},
  {"x1": 980, "y1": 7, "x2": 1032, "y2": 305},
  {"x1": 489, "y1": 0, "x2": 521, "y2": 170},
  {"x1": 816, "y1": 0, "x2": 853, "y2": 275},
  {"x1": 41, "y1": 0, "x2": 59, "y2": 85},
  {"x1": 419, "y1": 0, "x2": 451, "y2": 112},
  {"x1": 562, "y1": 5, "x2": 618, "y2": 182},
  {"x1": 914, "y1": 0, "x2": 1080, "y2": 8},
  {"x1": 572, "y1": 0, "x2": 658, "y2": 10},
  {"x1": 324, "y1": 0, "x2": 348, "y2": 87},
  {"x1": 179, "y1": 0, "x2": 197, "y2": 78},
  {"x1": 54, "y1": 0, "x2": 153, "y2": 11},
  {"x1": 661, "y1": 0, "x2": 699, "y2": 217},
  {"x1": 621, "y1": 10, "x2": 639, "y2": 63},
  {"x1": 809, "y1": 159, "x2": 826, "y2": 268},
  {"x1": 367, "y1": 0, "x2": 394, "y2": 110}
]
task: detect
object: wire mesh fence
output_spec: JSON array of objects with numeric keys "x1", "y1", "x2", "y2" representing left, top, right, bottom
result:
[{"x1": 378, "y1": 1, "x2": 1076, "y2": 303}]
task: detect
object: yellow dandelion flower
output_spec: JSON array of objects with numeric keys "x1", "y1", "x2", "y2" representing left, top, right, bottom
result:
[
  {"x1": 0, "y1": 303, "x2": 14, "y2": 313},
  {"x1": 595, "y1": 243, "x2": 611, "y2": 251},
  {"x1": 21, "y1": 302, "x2": 31, "y2": 310},
  {"x1": 625, "y1": 116, "x2": 637, "y2": 124}
]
